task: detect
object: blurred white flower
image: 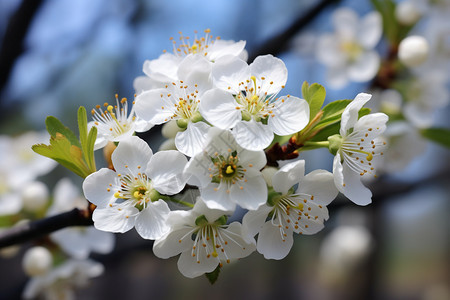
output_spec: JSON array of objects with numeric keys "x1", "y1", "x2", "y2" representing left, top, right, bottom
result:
[
  {"x1": 48, "y1": 178, "x2": 114, "y2": 259},
  {"x1": 317, "y1": 8, "x2": 382, "y2": 88},
  {"x1": 23, "y1": 258, "x2": 104, "y2": 300},
  {"x1": 395, "y1": 0, "x2": 424, "y2": 25},
  {"x1": 22, "y1": 181, "x2": 49, "y2": 212},
  {"x1": 153, "y1": 197, "x2": 255, "y2": 278}
]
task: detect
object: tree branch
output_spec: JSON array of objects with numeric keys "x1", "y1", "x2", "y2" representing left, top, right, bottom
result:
[{"x1": 0, "y1": 208, "x2": 92, "y2": 248}]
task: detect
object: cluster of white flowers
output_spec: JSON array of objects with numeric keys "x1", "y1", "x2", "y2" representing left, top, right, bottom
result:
[{"x1": 83, "y1": 30, "x2": 388, "y2": 278}]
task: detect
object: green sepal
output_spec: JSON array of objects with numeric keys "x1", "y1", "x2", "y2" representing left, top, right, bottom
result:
[
  {"x1": 267, "y1": 187, "x2": 282, "y2": 207},
  {"x1": 420, "y1": 128, "x2": 450, "y2": 148},
  {"x1": 301, "y1": 81, "x2": 326, "y2": 121},
  {"x1": 213, "y1": 215, "x2": 228, "y2": 226},
  {"x1": 176, "y1": 119, "x2": 188, "y2": 129},
  {"x1": 195, "y1": 215, "x2": 209, "y2": 226},
  {"x1": 205, "y1": 265, "x2": 221, "y2": 284},
  {"x1": 328, "y1": 134, "x2": 343, "y2": 155}
]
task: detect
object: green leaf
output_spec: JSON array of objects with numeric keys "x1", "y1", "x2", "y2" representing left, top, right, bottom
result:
[
  {"x1": 205, "y1": 265, "x2": 221, "y2": 284},
  {"x1": 45, "y1": 116, "x2": 81, "y2": 148},
  {"x1": 86, "y1": 126, "x2": 97, "y2": 172},
  {"x1": 420, "y1": 128, "x2": 450, "y2": 148},
  {"x1": 78, "y1": 106, "x2": 88, "y2": 153},
  {"x1": 78, "y1": 106, "x2": 96, "y2": 173},
  {"x1": 301, "y1": 81, "x2": 326, "y2": 121}
]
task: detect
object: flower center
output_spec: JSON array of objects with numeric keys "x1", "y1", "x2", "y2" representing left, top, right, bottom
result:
[
  {"x1": 112, "y1": 174, "x2": 156, "y2": 210},
  {"x1": 91, "y1": 95, "x2": 135, "y2": 138},
  {"x1": 169, "y1": 29, "x2": 220, "y2": 58},
  {"x1": 210, "y1": 151, "x2": 244, "y2": 184},
  {"x1": 341, "y1": 41, "x2": 363, "y2": 62}
]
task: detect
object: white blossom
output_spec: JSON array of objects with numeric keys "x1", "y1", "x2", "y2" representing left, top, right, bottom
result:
[
  {"x1": 317, "y1": 8, "x2": 382, "y2": 88},
  {"x1": 242, "y1": 160, "x2": 338, "y2": 259},
  {"x1": 48, "y1": 178, "x2": 114, "y2": 259},
  {"x1": 398, "y1": 35, "x2": 429, "y2": 67},
  {"x1": 184, "y1": 128, "x2": 267, "y2": 212},
  {"x1": 83, "y1": 136, "x2": 188, "y2": 239},
  {"x1": 89, "y1": 95, "x2": 153, "y2": 150},
  {"x1": 332, "y1": 93, "x2": 388, "y2": 205},
  {"x1": 153, "y1": 197, "x2": 255, "y2": 278},
  {"x1": 200, "y1": 55, "x2": 309, "y2": 150}
]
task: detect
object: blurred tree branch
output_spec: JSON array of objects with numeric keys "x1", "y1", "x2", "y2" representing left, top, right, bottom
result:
[
  {"x1": 0, "y1": 0, "x2": 43, "y2": 105},
  {"x1": 0, "y1": 208, "x2": 92, "y2": 249}
]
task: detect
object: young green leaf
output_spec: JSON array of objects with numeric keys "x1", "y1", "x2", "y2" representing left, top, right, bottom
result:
[
  {"x1": 45, "y1": 116, "x2": 81, "y2": 148},
  {"x1": 301, "y1": 81, "x2": 326, "y2": 121},
  {"x1": 205, "y1": 265, "x2": 221, "y2": 284},
  {"x1": 420, "y1": 128, "x2": 450, "y2": 148}
]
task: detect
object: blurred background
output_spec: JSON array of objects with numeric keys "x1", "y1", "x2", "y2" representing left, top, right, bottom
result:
[{"x1": 0, "y1": 0, "x2": 449, "y2": 299}]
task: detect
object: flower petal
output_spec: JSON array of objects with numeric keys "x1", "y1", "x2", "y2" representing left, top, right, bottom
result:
[
  {"x1": 269, "y1": 96, "x2": 309, "y2": 136},
  {"x1": 134, "y1": 88, "x2": 176, "y2": 124},
  {"x1": 339, "y1": 161, "x2": 372, "y2": 206},
  {"x1": 333, "y1": 8, "x2": 358, "y2": 40},
  {"x1": 177, "y1": 246, "x2": 218, "y2": 278},
  {"x1": 92, "y1": 206, "x2": 137, "y2": 233},
  {"x1": 340, "y1": 93, "x2": 372, "y2": 136},
  {"x1": 272, "y1": 160, "x2": 305, "y2": 194},
  {"x1": 257, "y1": 221, "x2": 294, "y2": 260},
  {"x1": 347, "y1": 51, "x2": 380, "y2": 83},
  {"x1": 317, "y1": 34, "x2": 346, "y2": 67},
  {"x1": 147, "y1": 150, "x2": 188, "y2": 195},
  {"x1": 211, "y1": 56, "x2": 249, "y2": 92},
  {"x1": 357, "y1": 11, "x2": 382, "y2": 49},
  {"x1": 208, "y1": 39, "x2": 246, "y2": 62},
  {"x1": 134, "y1": 200, "x2": 171, "y2": 240},
  {"x1": 230, "y1": 175, "x2": 267, "y2": 210},
  {"x1": 174, "y1": 122, "x2": 210, "y2": 157},
  {"x1": 201, "y1": 182, "x2": 237, "y2": 212},
  {"x1": 112, "y1": 136, "x2": 153, "y2": 175},
  {"x1": 297, "y1": 169, "x2": 338, "y2": 206},
  {"x1": 250, "y1": 55, "x2": 287, "y2": 94},
  {"x1": 233, "y1": 119, "x2": 274, "y2": 151},
  {"x1": 153, "y1": 226, "x2": 194, "y2": 259},
  {"x1": 83, "y1": 168, "x2": 118, "y2": 208},
  {"x1": 199, "y1": 88, "x2": 242, "y2": 129},
  {"x1": 242, "y1": 205, "x2": 273, "y2": 242}
]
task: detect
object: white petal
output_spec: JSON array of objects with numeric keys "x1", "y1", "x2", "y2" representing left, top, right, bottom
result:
[
  {"x1": 269, "y1": 96, "x2": 310, "y2": 136},
  {"x1": 340, "y1": 93, "x2": 372, "y2": 136},
  {"x1": 147, "y1": 150, "x2": 188, "y2": 195},
  {"x1": 177, "y1": 54, "x2": 212, "y2": 87},
  {"x1": 341, "y1": 163, "x2": 372, "y2": 205},
  {"x1": 296, "y1": 170, "x2": 338, "y2": 206},
  {"x1": 333, "y1": 154, "x2": 345, "y2": 194},
  {"x1": 82, "y1": 168, "x2": 118, "y2": 208},
  {"x1": 92, "y1": 206, "x2": 137, "y2": 233},
  {"x1": 199, "y1": 88, "x2": 241, "y2": 129},
  {"x1": 348, "y1": 51, "x2": 380, "y2": 82},
  {"x1": 208, "y1": 39, "x2": 246, "y2": 61},
  {"x1": 317, "y1": 34, "x2": 346, "y2": 66},
  {"x1": 134, "y1": 88, "x2": 176, "y2": 124},
  {"x1": 233, "y1": 120, "x2": 274, "y2": 151},
  {"x1": 272, "y1": 160, "x2": 305, "y2": 194},
  {"x1": 86, "y1": 227, "x2": 115, "y2": 255},
  {"x1": 333, "y1": 8, "x2": 358, "y2": 40},
  {"x1": 201, "y1": 182, "x2": 237, "y2": 212},
  {"x1": 175, "y1": 122, "x2": 210, "y2": 157},
  {"x1": 236, "y1": 148, "x2": 267, "y2": 171},
  {"x1": 143, "y1": 53, "x2": 181, "y2": 82},
  {"x1": 184, "y1": 152, "x2": 215, "y2": 188},
  {"x1": 112, "y1": 136, "x2": 153, "y2": 175},
  {"x1": 211, "y1": 56, "x2": 249, "y2": 91},
  {"x1": 50, "y1": 228, "x2": 88, "y2": 259},
  {"x1": 133, "y1": 75, "x2": 156, "y2": 94},
  {"x1": 0, "y1": 193, "x2": 22, "y2": 215},
  {"x1": 177, "y1": 246, "x2": 218, "y2": 278},
  {"x1": 134, "y1": 200, "x2": 171, "y2": 240},
  {"x1": 357, "y1": 11, "x2": 382, "y2": 49},
  {"x1": 354, "y1": 113, "x2": 388, "y2": 135},
  {"x1": 153, "y1": 226, "x2": 193, "y2": 259},
  {"x1": 218, "y1": 222, "x2": 256, "y2": 260},
  {"x1": 230, "y1": 175, "x2": 267, "y2": 210},
  {"x1": 242, "y1": 205, "x2": 273, "y2": 242},
  {"x1": 326, "y1": 65, "x2": 349, "y2": 89},
  {"x1": 250, "y1": 55, "x2": 287, "y2": 94},
  {"x1": 257, "y1": 221, "x2": 294, "y2": 260}
]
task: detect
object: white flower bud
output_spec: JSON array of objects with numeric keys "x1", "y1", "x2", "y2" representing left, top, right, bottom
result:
[
  {"x1": 398, "y1": 35, "x2": 429, "y2": 67},
  {"x1": 395, "y1": 1, "x2": 422, "y2": 25},
  {"x1": 158, "y1": 138, "x2": 177, "y2": 151},
  {"x1": 22, "y1": 181, "x2": 49, "y2": 212},
  {"x1": 261, "y1": 166, "x2": 278, "y2": 187},
  {"x1": 161, "y1": 120, "x2": 181, "y2": 139},
  {"x1": 22, "y1": 246, "x2": 53, "y2": 276}
]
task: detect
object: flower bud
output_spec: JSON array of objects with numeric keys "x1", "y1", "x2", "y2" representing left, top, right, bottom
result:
[
  {"x1": 22, "y1": 246, "x2": 53, "y2": 276},
  {"x1": 328, "y1": 134, "x2": 343, "y2": 156},
  {"x1": 158, "y1": 138, "x2": 177, "y2": 151},
  {"x1": 161, "y1": 120, "x2": 181, "y2": 139},
  {"x1": 395, "y1": 1, "x2": 422, "y2": 25},
  {"x1": 261, "y1": 166, "x2": 278, "y2": 187},
  {"x1": 22, "y1": 181, "x2": 49, "y2": 212},
  {"x1": 398, "y1": 36, "x2": 429, "y2": 67}
]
